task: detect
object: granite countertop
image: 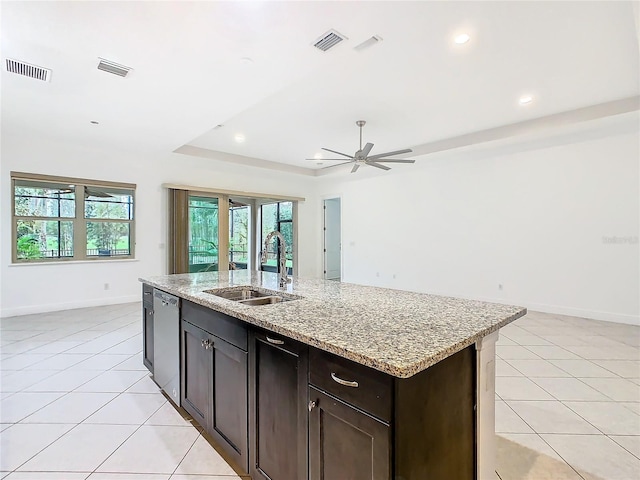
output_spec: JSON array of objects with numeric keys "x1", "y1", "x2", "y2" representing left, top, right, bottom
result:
[{"x1": 140, "y1": 271, "x2": 526, "y2": 378}]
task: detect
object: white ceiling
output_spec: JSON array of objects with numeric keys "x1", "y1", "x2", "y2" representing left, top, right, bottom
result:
[{"x1": 2, "y1": 1, "x2": 638, "y2": 174}]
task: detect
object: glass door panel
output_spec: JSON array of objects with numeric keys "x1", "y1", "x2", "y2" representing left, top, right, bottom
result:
[
  {"x1": 260, "y1": 201, "x2": 293, "y2": 275},
  {"x1": 229, "y1": 202, "x2": 249, "y2": 270},
  {"x1": 188, "y1": 195, "x2": 219, "y2": 272}
]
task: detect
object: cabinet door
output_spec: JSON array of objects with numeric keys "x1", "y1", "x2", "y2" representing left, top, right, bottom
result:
[
  {"x1": 309, "y1": 387, "x2": 391, "y2": 480},
  {"x1": 211, "y1": 335, "x2": 248, "y2": 472},
  {"x1": 181, "y1": 320, "x2": 212, "y2": 429},
  {"x1": 142, "y1": 304, "x2": 154, "y2": 373},
  {"x1": 250, "y1": 332, "x2": 308, "y2": 480}
]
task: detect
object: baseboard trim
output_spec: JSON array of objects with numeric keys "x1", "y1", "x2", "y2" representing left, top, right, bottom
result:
[{"x1": 0, "y1": 295, "x2": 140, "y2": 318}]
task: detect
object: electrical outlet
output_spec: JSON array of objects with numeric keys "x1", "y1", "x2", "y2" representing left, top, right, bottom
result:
[
  {"x1": 376, "y1": 272, "x2": 380, "y2": 277},
  {"x1": 498, "y1": 284, "x2": 503, "y2": 291},
  {"x1": 104, "y1": 283, "x2": 110, "y2": 290}
]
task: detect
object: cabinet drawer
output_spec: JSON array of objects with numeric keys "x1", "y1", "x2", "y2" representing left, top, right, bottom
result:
[
  {"x1": 309, "y1": 348, "x2": 392, "y2": 423},
  {"x1": 142, "y1": 284, "x2": 153, "y2": 305},
  {"x1": 182, "y1": 300, "x2": 247, "y2": 351}
]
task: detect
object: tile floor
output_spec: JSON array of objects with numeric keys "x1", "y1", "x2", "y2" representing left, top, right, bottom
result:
[
  {"x1": 495, "y1": 310, "x2": 640, "y2": 480},
  {"x1": 0, "y1": 303, "x2": 638, "y2": 479}
]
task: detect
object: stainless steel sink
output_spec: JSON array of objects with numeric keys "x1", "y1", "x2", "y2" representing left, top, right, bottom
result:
[{"x1": 203, "y1": 286, "x2": 301, "y2": 306}]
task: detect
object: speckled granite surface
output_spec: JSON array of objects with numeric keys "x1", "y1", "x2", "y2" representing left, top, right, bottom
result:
[{"x1": 140, "y1": 271, "x2": 526, "y2": 378}]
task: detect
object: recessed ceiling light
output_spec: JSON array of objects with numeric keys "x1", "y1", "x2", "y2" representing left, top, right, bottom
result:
[
  {"x1": 519, "y1": 95, "x2": 533, "y2": 105},
  {"x1": 313, "y1": 153, "x2": 323, "y2": 160},
  {"x1": 454, "y1": 33, "x2": 470, "y2": 44},
  {"x1": 234, "y1": 133, "x2": 245, "y2": 143}
]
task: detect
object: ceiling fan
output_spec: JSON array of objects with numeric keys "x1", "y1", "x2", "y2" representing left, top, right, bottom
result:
[{"x1": 307, "y1": 120, "x2": 415, "y2": 173}]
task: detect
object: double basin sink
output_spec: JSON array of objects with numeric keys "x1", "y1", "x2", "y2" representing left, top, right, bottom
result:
[{"x1": 203, "y1": 286, "x2": 301, "y2": 306}]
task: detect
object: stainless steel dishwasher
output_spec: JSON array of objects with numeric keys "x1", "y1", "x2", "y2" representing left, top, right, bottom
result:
[{"x1": 153, "y1": 289, "x2": 180, "y2": 406}]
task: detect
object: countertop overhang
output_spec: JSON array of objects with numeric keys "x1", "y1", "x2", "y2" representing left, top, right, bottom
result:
[{"x1": 139, "y1": 271, "x2": 526, "y2": 378}]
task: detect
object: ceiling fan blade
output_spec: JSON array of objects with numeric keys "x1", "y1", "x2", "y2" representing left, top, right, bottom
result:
[
  {"x1": 370, "y1": 159, "x2": 416, "y2": 163},
  {"x1": 351, "y1": 164, "x2": 360, "y2": 173},
  {"x1": 321, "y1": 147, "x2": 354, "y2": 159},
  {"x1": 366, "y1": 161, "x2": 391, "y2": 171},
  {"x1": 361, "y1": 142, "x2": 374, "y2": 156},
  {"x1": 306, "y1": 158, "x2": 355, "y2": 161},
  {"x1": 367, "y1": 148, "x2": 413, "y2": 160}
]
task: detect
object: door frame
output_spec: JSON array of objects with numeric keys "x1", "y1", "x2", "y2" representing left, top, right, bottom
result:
[{"x1": 322, "y1": 195, "x2": 342, "y2": 281}]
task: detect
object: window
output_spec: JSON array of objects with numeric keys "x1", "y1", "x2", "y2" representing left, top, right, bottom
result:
[
  {"x1": 12, "y1": 172, "x2": 135, "y2": 262},
  {"x1": 260, "y1": 201, "x2": 294, "y2": 274}
]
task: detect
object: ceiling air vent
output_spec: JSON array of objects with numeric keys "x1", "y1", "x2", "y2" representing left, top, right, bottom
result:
[
  {"x1": 97, "y1": 58, "x2": 132, "y2": 77},
  {"x1": 313, "y1": 29, "x2": 347, "y2": 52},
  {"x1": 5, "y1": 59, "x2": 52, "y2": 82}
]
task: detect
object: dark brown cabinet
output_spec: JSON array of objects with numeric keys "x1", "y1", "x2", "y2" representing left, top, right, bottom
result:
[
  {"x1": 309, "y1": 387, "x2": 390, "y2": 480},
  {"x1": 142, "y1": 284, "x2": 154, "y2": 373},
  {"x1": 181, "y1": 301, "x2": 249, "y2": 472},
  {"x1": 249, "y1": 331, "x2": 308, "y2": 480},
  {"x1": 308, "y1": 345, "x2": 476, "y2": 480}
]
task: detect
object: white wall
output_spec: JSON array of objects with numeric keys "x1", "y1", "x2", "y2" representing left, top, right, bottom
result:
[
  {"x1": 0, "y1": 133, "x2": 320, "y2": 317},
  {"x1": 317, "y1": 117, "x2": 640, "y2": 325}
]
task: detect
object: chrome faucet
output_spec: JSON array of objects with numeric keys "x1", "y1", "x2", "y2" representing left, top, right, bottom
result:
[{"x1": 261, "y1": 230, "x2": 291, "y2": 287}]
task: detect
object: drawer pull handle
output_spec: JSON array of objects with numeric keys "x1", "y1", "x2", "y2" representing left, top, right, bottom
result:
[
  {"x1": 266, "y1": 336, "x2": 284, "y2": 345},
  {"x1": 144, "y1": 291, "x2": 151, "y2": 296},
  {"x1": 331, "y1": 372, "x2": 359, "y2": 388}
]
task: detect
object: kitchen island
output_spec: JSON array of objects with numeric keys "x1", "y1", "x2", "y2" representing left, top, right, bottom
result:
[{"x1": 140, "y1": 271, "x2": 526, "y2": 480}]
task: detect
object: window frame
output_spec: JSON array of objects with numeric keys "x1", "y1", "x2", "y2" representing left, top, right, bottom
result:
[{"x1": 11, "y1": 172, "x2": 136, "y2": 263}]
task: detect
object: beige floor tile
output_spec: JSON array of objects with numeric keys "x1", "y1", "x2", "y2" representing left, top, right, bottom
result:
[
  {"x1": 0, "y1": 355, "x2": 54, "y2": 371},
  {"x1": 4, "y1": 472, "x2": 89, "y2": 479},
  {"x1": 592, "y1": 360, "x2": 640, "y2": 378},
  {"x1": 496, "y1": 346, "x2": 541, "y2": 360},
  {"x1": 495, "y1": 401, "x2": 534, "y2": 434},
  {"x1": 0, "y1": 423, "x2": 74, "y2": 471},
  {"x1": 96, "y1": 425, "x2": 199, "y2": 474},
  {"x1": 0, "y1": 370, "x2": 59, "y2": 393},
  {"x1": 18, "y1": 424, "x2": 137, "y2": 472},
  {"x1": 21, "y1": 392, "x2": 118, "y2": 424},
  {"x1": 112, "y1": 354, "x2": 146, "y2": 371},
  {"x1": 506, "y1": 335, "x2": 553, "y2": 346},
  {"x1": 542, "y1": 433, "x2": 640, "y2": 480},
  {"x1": 524, "y1": 345, "x2": 580, "y2": 360},
  {"x1": 125, "y1": 375, "x2": 161, "y2": 394},
  {"x1": 564, "y1": 345, "x2": 640, "y2": 361},
  {"x1": 530, "y1": 378, "x2": 610, "y2": 401},
  {"x1": 84, "y1": 393, "x2": 166, "y2": 424},
  {"x1": 170, "y1": 475, "x2": 247, "y2": 480},
  {"x1": 548, "y1": 359, "x2": 617, "y2": 378},
  {"x1": 87, "y1": 474, "x2": 169, "y2": 480},
  {"x1": 69, "y1": 354, "x2": 134, "y2": 371},
  {"x1": 496, "y1": 377, "x2": 555, "y2": 401},
  {"x1": 621, "y1": 402, "x2": 640, "y2": 415},
  {"x1": 23, "y1": 354, "x2": 92, "y2": 371},
  {"x1": 145, "y1": 402, "x2": 193, "y2": 427},
  {"x1": 496, "y1": 359, "x2": 523, "y2": 377},
  {"x1": 74, "y1": 370, "x2": 147, "y2": 393},
  {"x1": 564, "y1": 401, "x2": 640, "y2": 435},
  {"x1": 101, "y1": 337, "x2": 143, "y2": 355},
  {"x1": 579, "y1": 377, "x2": 640, "y2": 401},
  {"x1": 0, "y1": 392, "x2": 65, "y2": 423},
  {"x1": 24, "y1": 370, "x2": 101, "y2": 392},
  {"x1": 506, "y1": 359, "x2": 572, "y2": 378},
  {"x1": 495, "y1": 434, "x2": 583, "y2": 480},
  {"x1": 610, "y1": 435, "x2": 640, "y2": 459},
  {"x1": 506, "y1": 401, "x2": 600, "y2": 434},
  {"x1": 173, "y1": 435, "x2": 237, "y2": 475}
]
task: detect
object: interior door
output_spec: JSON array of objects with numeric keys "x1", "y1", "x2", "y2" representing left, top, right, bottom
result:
[{"x1": 324, "y1": 198, "x2": 341, "y2": 280}]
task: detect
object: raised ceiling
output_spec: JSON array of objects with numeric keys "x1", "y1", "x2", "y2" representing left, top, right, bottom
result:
[{"x1": 2, "y1": 1, "x2": 638, "y2": 174}]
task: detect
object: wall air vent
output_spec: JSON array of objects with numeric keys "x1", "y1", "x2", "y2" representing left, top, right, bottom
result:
[
  {"x1": 97, "y1": 58, "x2": 132, "y2": 77},
  {"x1": 313, "y1": 29, "x2": 347, "y2": 52},
  {"x1": 5, "y1": 59, "x2": 52, "y2": 82}
]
